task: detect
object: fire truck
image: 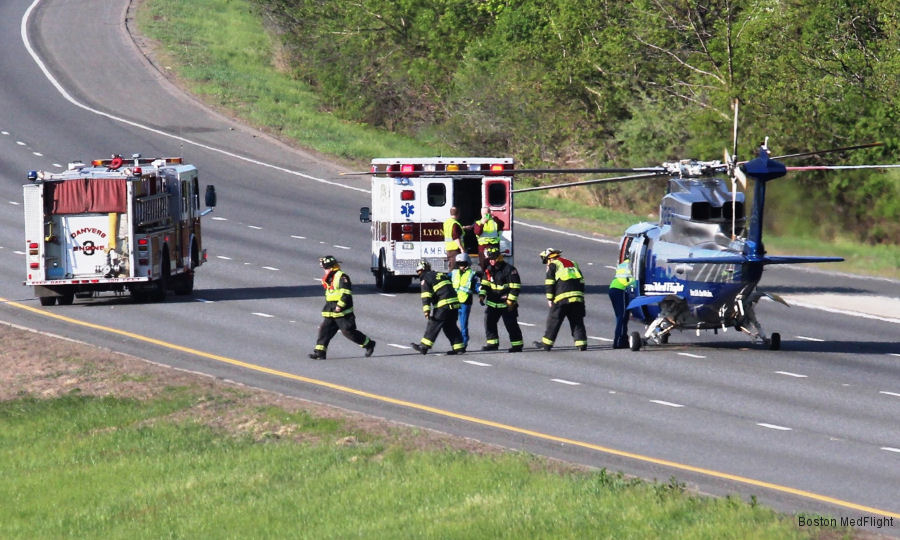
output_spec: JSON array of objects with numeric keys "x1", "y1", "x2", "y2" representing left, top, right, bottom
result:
[
  {"x1": 24, "y1": 154, "x2": 216, "y2": 305},
  {"x1": 360, "y1": 157, "x2": 514, "y2": 291}
]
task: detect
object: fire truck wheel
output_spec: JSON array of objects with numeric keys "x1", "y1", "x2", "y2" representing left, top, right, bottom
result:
[
  {"x1": 152, "y1": 251, "x2": 170, "y2": 302},
  {"x1": 57, "y1": 292, "x2": 75, "y2": 306},
  {"x1": 39, "y1": 296, "x2": 57, "y2": 306},
  {"x1": 173, "y1": 274, "x2": 194, "y2": 295}
]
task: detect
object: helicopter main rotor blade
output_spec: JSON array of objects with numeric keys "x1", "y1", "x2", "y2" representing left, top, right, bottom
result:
[
  {"x1": 786, "y1": 164, "x2": 900, "y2": 171},
  {"x1": 510, "y1": 172, "x2": 661, "y2": 193},
  {"x1": 771, "y1": 142, "x2": 883, "y2": 161},
  {"x1": 341, "y1": 166, "x2": 665, "y2": 176}
]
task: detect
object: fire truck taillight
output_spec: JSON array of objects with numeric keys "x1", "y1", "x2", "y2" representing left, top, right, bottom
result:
[
  {"x1": 490, "y1": 164, "x2": 506, "y2": 173},
  {"x1": 401, "y1": 190, "x2": 415, "y2": 201}
]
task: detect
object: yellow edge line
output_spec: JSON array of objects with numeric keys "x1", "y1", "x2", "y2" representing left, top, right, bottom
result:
[{"x1": 4, "y1": 296, "x2": 898, "y2": 519}]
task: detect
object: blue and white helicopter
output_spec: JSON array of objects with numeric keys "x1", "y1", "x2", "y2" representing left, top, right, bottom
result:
[{"x1": 508, "y1": 105, "x2": 899, "y2": 351}]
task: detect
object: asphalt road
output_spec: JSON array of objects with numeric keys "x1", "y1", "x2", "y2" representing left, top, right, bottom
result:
[{"x1": 2, "y1": 0, "x2": 899, "y2": 529}]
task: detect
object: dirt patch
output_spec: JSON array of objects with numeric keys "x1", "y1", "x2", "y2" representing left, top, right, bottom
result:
[{"x1": 0, "y1": 321, "x2": 503, "y2": 455}]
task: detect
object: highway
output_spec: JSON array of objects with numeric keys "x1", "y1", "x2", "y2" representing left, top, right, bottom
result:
[{"x1": 2, "y1": 0, "x2": 899, "y2": 527}]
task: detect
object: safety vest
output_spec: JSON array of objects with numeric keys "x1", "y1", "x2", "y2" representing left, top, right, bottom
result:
[
  {"x1": 477, "y1": 217, "x2": 500, "y2": 245},
  {"x1": 609, "y1": 260, "x2": 634, "y2": 290},
  {"x1": 545, "y1": 257, "x2": 585, "y2": 303},
  {"x1": 322, "y1": 269, "x2": 353, "y2": 317},
  {"x1": 443, "y1": 218, "x2": 462, "y2": 251},
  {"x1": 451, "y1": 267, "x2": 476, "y2": 304}
]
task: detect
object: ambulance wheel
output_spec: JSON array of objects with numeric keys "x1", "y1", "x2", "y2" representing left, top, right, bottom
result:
[
  {"x1": 39, "y1": 296, "x2": 57, "y2": 306},
  {"x1": 57, "y1": 292, "x2": 75, "y2": 306},
  {"x1": 629, "y1": 331, "x2": 642, "y2": 351},
  {"x1": 769, "y1": 332, "x2": 781, "y2": 351},
  {"x1": 375, "y1": 253, "x2": 386, "y2": 290}
]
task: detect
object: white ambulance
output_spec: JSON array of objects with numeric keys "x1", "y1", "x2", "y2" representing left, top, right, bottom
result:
[{"x1": 360, "y1": 157, "x2": 514, "y2": 291}]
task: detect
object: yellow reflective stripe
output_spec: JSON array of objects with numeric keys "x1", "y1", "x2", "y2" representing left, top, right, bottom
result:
[{"x1": 554, "y1": 291, "x2": 584, "y2": 302}]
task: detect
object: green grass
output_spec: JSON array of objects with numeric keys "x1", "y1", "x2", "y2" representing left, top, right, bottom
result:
[
  {"x1": 1, "y1": 393, "x2": 821, "y2": 539},
  {"x1": 137, "y1": 0, "x2": 898, "y2": 279}
]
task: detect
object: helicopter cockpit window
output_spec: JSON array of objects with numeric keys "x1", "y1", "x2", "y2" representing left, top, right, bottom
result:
[
  {"x1": 427, "y1": 183, "x2": 447, "y2": 207},
  {"x1": 487, "y1": 182, "x2": 506, "y2": 207},
  {"x1": 691, "y1": 202, "x2": 712, "y2": 221}
]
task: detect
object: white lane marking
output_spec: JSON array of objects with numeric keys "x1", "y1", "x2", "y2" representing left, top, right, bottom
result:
[
  {"x1": 590, "y1": 335, "x2": 614, "y2": 342},
  {"x1": 195, "y1": 298, "x2": 214, "y2": 303},
  {"x1": 9, "y1": 201, "x2": 20, "y2": 205},
  {"x1": 650, "y1": 400, "x2": 684, "y2": 408},
  {"x1": 21, "y1": 2, "x2": 369, "y2": 194},
  {"x1": 796, "y1": 335, "x2": 825, "y2": 342},
  {"x1": 252, "y1": 312, "x2": 274, "y2": 318},
  {"x1": 248, "y1": 225, "x2": 262, "y2": 230},
  {"x1": 212, "y1": 216, "x2": 228, "y2": 221},
  {"x1": 378, "y1": 293, "x2": 397, "y2": 297},
  {"x1": 13, "y1": 250, "x2": 26, "y2": 255},
  {"x1": 881, "y1": 447, "x2": 900, "y2": 454},
  {"x1": 464, "y1": 360, "x2": 491, "y2": 367},
  {"x1": 52, "y1": 163, "x2": 62, "y2": 168},
  {"x1": 16, "y1": 141, "x2": 25, "y2": 146},
  {"x1": 519, "y1": 322, "x2": 536, "y2": 327},
  {"x1": 890, "y1": 353, "x2": 900, "y2": 358},
  {"x1": 775, "y1": 371, "x2": 808, "y2": 378},
  {"x1": 1, "y1": 130, "x2": 8, "y2": 135},
  {"x1": 388, "y1": 343, "x2": 412, "y2": 349},
  {"x1": 879, "y1": 391, "x2": 900, "y2": 398},
  {"x1": 333, "y1": 245, "x2": 351, "y2": 250},
  {"x1": 552, "y1": 378, "x2": 581, "y2": 386},
  {"x1": 757, "y1": 423, "x2": 792, "y2": 431},
  {"x1": 515, "y1": 221, "x2": 618, "y2": 245},
  {"x1": 261, "y1": 266, "x2": 279, "y2": 271},
  {"x1": 217, "y1": 255, "x2": 232, "y2": 260},
  {"x1": 604, "y1": 265, "x2": 616, "y2": 270},
  {"x1": 677, "y1": 352, "x2": 706, "y2": 359},
  {"x1": 32, "y1": 151, "x2": 42, "y2": 156},
  {"x1": 291, "y1": 235, "x2": 306, "y2": 240}
]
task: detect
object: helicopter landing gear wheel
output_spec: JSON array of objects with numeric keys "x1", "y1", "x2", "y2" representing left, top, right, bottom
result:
[
  {"x1": 768, "y1": 332, "x2": 781, "y2": 351},
  {"x1": 629, "y1": 331, "x2": 642, "y2": 352}
]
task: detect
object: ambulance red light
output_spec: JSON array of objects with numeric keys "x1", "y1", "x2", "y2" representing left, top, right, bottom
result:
[
  {"x1": 133, "y1": 167, "x2": 142, "y2": 176},
  {"x1": 401, "y1": 164, "x2": 415, "y2": 174},
  {"x1": 29, "y1": 242, "x2": 39, "y2": 249},
  {"x1": 401, "y1": 190, "x2": 415, "y2": 201},
  {"x1": 30, "y1": 262, "x2": 39, "y2": 269},
  {"x1": 401, "y1": 224, "x2": 413, "y2": 232},
  {"x1": 138, "y1": 238, "x2": 149, "y2": 246}
]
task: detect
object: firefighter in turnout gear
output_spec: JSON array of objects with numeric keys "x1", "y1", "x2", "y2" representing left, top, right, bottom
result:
[
  {"x1": 609, "y1": 259, "x2": 634, "y2": 349},
  {"x1": 449, "y1": 253, "x2": 479, "y2": 348},
  {"x1": 473, "y1": 207, "x2": 502, "y2": 272},
  {"x1": 533, "y1": 249, "x2": 587, "y2": 351},
  {"x1": 411, "y1": 260, "x2": 466, "y2": 355},
  {"x1": 478, "y1": 247, "x2": 524, "y2": 352},
  {"x1": 309, "y1": 256, "x2": 376, "y2": 360}
]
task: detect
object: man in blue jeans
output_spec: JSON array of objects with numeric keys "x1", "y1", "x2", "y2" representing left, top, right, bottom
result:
[
  {"x1": 449, "y1": 253, "x2": 479, "y2": 349},
  {"x1": 608, "y1": 259, "x2": 634, "y2": 349}
]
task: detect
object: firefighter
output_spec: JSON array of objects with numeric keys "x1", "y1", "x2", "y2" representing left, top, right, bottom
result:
[
  {"x1": 478, "y1": 246, "x2": 524, "y2": 352},
  {"x1": 473, "y1": 207, "x2": 502, "y2": 272},
  {"x1": 308, "y1": 255, "x2": 376, "y2": 360},
  {"x1": 449, "y1": 253, "x2": 479, "y2": 349},
  {"x1": 410, "y1": 260, "x2": 466, "y2": 355},
  {"x1": 533, "y1": 248, "x2": 587, "y2": 351},
  {"x1": 443, "y1": 206, "x2": 464, "y2": 270},
  {"x1": 609, "y1": 259, "x2": 634, "y2": 349}
]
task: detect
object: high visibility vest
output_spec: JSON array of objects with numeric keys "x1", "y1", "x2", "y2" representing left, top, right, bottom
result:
[
  {"x1": 444, "y1": 218, "x2": 462, "y2": 251},
  {"x1": 609, "y1": 260, "x2": 634, "y2": 290},
  {"x1": 545, "y1": 257, "x2": 585, "y2": 303},
  {"x1": 451, "y1": 267, "x2": 476, "y2": 303},
  {"x1": 322, "y1": 270, "x2": 353, "y2": 317},
  {"x1": 477, "y1": 217, "x2": 500, "y2": 245}
]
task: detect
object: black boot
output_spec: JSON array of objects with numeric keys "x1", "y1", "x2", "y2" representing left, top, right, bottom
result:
[
  {"x1": 308, "y1": 350, "x2": 326, "y2": 360},
  {"x1": 532, "y1": 340, "x2": 551, "y2": 351},
  {"x1": 411, "y1": 342, "x2": 429, "y2": 355},
  {"x1": 508, "y1": 345, "x2": 523, "y2": 353},
  {"x1": 364, "y1": 340, "x2": 376, "y2": 357},
  {"x1": 481, "y1": 344, "x2": 499, "y2": 351}
]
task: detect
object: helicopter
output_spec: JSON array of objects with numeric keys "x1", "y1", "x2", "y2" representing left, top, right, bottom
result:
[
  {"x1": 504, "y1": 106, "x2": 900, "y2": 351},
  {"x1": 370, "y1": 103, "x2": 899, "y2": 351}
]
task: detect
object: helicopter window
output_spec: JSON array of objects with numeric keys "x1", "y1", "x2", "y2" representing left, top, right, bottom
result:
[
  {"x1": 426, "y1": 183, "x2": 447, "y2": 207},
  {"x1": 691, "y1": 202, "x2": 712, "y2": 221},
  {"x1": 486, "y1": 182, "x2": 506, "y2": 207},
  {"x1": 723, "y1": 202, "x2": 744, "y2": 220}
]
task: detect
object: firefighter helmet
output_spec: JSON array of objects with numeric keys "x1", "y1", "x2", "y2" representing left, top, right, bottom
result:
[
  {"x1": 485, "y1": 247, "x2": 501, "y2": 260},
  {"x1": 415, "y1": 260, "x2": 431, "y2": 273},
  {"x1": 539, "y1": 248, "x2": 561, "y2": 263},
  {"x1": 319, "y1": 255, "x2": 339, "y2": 269},
  {"x1": 455, "y1": 253, "x2": 471, "y2": 267}
]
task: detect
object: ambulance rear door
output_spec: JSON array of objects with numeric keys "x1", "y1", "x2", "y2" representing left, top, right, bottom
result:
[{"x1": 482, "y1": 177, "x2": 512, "y2": 260}]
